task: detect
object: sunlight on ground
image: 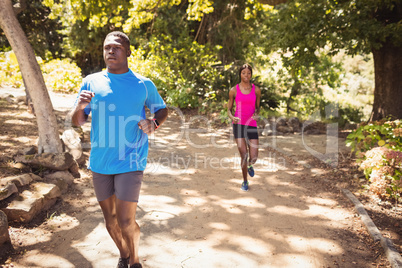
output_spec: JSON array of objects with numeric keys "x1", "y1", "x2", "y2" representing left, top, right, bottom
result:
[
  {"x1": 140, "y1": 195, "x2": 190, "y2": 221},
  {"x1": 145, "y1": 164, "x2": 197, "y2": 175},
  {"x1": 22, "y1": 251, "x2": 75, "y2": 268},
  {"x1": 208, "y1": 222, "x2": 231, "y2": 230},
  {"x1": 72, "y1": 223, "x2": 117, "y2": 266},
  {"x1": 47, "y1": 214, "x2": 80, "y2": 231},
  {"x1": 286, "y1": 235, "x2": 343, "y2": 254},
  {"x1": 211, "y1": 196, "x2": 266, "y2": 209}
]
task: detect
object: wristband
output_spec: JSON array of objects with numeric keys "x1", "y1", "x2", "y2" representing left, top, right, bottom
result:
[{"x1": 152, "y1": 118, "x2": 160, "y2": 129}]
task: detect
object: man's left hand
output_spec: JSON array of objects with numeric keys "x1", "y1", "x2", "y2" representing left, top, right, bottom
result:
[{"x1": 138, "y1": 119, "x2": 155, "y2": 134}]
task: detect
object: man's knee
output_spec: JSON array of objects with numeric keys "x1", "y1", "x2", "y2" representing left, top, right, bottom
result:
[
  {"x1": 118, "y1": 217, "x2": 137, "y2": 232},
  {"x1": 104, "y1": 214, "x2": 119, "y2": 230}
]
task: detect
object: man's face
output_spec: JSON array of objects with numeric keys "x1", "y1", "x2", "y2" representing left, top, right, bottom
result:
[{"x1": 103, "y1": 35, "x2": 131, "y2": 74}]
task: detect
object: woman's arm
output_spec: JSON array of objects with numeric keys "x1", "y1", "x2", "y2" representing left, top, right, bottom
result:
[
  {"x1": 228, "y1": 87, "x2": 239, "y2": 123},
  {"x1": 253, "y1": 86, "x2": 261, "y2": 119}
]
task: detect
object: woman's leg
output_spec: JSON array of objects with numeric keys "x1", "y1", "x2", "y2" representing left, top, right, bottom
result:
[
  {"x1": 248, "y1": 138, "x2": 259, "y2": 166},
  {"x1": 235, "y1": 137, "x2": 249, "y2": 183}
]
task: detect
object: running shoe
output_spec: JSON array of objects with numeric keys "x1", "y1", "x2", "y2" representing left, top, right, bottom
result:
[
  {"x1": 248, "y1": 165, "x2": 255, "y2": 177},
  {"x1": 117, "y1": 256, "x2": 129, "y2": 268},
  {"x1": 241, "y1": 181, "x2": 249, "y2": 191}
]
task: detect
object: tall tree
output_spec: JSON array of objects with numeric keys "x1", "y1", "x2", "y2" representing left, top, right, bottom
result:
[
  {"x1": 0, "y1": 0, "x2": 63, "y2": 153},
  {"x1": 259, "y1": 0, "x2": 402, "y2": 120}
]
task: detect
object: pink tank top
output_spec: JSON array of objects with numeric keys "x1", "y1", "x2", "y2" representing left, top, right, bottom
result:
[{"x1": 234, "y1": 84, "x2": 257, "y2": 127}]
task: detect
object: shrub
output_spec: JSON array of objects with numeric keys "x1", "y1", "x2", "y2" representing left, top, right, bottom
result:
[
  {"x1": 346, "y1": 119, "x2": 402, "y2": 154},
  {"x1": 0, "y1": 51, "x2": 23, "y2": 88},
  {"x1": 0, "y1": 51, "x2": 82, "y2": 93},
  {"x1": 347, "y1": 119, "x2": 402, "y2": 201},
  {"x1": 359, "y1": 147, "x2": 402, "y2": 201},
  {"x1": 41, "y1": 59, "x2": 82, "y2": 93}
]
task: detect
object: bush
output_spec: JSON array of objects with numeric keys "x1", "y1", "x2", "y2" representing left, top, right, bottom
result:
[
  {"x1": 128, "y1": 36, "x2": 221, "y2": 109},
  {"x1": 359, "y1": 147, "x2": 402, "y2": 201},
  {"x1": 347, "y1": 119, "x2": 402, "y2": 201},
  {"x1": 0, "y1": 51, "x2": 82, "y2": 93},
  {"x1": 346, "y1": 119, "x2": 402, "y2": 154},
  {"x1": 41, "y1": 59, "x2": 82, "y2": 93},
  {"x1": 0, "y1": 51, "x2": 23, "y2": 88}
]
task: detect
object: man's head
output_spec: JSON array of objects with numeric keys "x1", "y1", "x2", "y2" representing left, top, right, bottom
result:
[{"x1": 103, "y1": 31, "x2": 131, "y2": 74}]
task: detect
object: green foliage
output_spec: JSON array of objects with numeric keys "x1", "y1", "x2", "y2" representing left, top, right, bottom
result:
[
  {"x1": 41, "y1": 59, "x2": 82, "y2": 93},
  {"x1": 0, "y1": 51, "x2": 81, "y2": 93},
  {"x1": 8, "y1": 0, "x2": 376, "y2": 124},
  {"x1": 128, "y1": 35, "x2": 221, "y2": 109},
  {"x1": 249, "y1": 49, "x2": 367, "y2": 125},
  {"x1": 0, "y1": 51, "x2": 22, "y2": 87},
  {"x1": 0, "y1": 0, "x2": 64, "y2": 60},
  {"x1": 346, "y1": 119, "x2": 402, "y2": 154},
  {"x1": 346, "y1": 119, "x2": 402, "y2": 201},
  {"x1": 264, "y1": 0, "x2": 402, "y2": 61},
  {"x1": 259, "y1": 0, "x2": 401, "y2": 121}
]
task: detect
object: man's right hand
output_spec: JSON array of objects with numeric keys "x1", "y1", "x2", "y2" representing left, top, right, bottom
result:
[{"x1": 77, "y1": 90, "x2": 94, "y2": 109}]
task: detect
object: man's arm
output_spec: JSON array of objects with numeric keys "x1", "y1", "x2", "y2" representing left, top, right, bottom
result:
[
  {"x1": 70, "y1": 90, "x2": 94, "y2": 127},
  {"x1": 138, "y1": 107, "x2": 168, "y2": 134}
]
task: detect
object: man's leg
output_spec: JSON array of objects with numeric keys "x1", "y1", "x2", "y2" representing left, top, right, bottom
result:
[
  {"x1": 116, "y1": 199, "x2": 140, "y2": 266},
  {"x1": 98, "y1": 195, "x2": 130, "y2": 259}
]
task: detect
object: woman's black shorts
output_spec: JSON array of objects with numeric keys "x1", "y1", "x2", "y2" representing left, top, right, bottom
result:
[{"x1": 232, "y1": 124, "x2": 259, "y2": 140}]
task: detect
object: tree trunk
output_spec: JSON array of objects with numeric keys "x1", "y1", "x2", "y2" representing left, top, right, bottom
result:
[
  {"x1": 370, "y1": 42, "x2": 402, "y2": 121},
  {"x1": 0, "y1": 0, "x2": 63, "y2": 153}
]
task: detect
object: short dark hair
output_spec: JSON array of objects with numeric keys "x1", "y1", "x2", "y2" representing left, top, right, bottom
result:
[
  {"x1": 239, "y1": 64, "x2": 253, "y2": 80},
  {"x1": 105, "y1": 31, "x2": 130, "y2": 48}
]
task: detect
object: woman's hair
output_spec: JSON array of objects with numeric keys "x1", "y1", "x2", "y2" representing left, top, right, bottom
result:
[
  {"x1": 239, "y1": 64, "x2": 253, "y2": 80},
  {"x1": 105, "y1": 31, "x2": 130, "y2": 48}
]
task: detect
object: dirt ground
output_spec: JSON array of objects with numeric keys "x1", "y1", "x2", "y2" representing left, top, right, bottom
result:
[{"x1": 0, "y1": 87, "x2": 401, "y2": 268}]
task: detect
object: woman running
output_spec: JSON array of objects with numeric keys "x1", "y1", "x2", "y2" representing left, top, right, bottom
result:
[{"x1": 228, "y1": 64, "x2": 261, "y2": 191}]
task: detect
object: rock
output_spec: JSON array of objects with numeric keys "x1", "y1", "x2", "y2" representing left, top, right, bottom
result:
[
  {"x1": 0, "y1": 173, "x2": 41, "y2": 188},
  {"x1": 20, "y1": 146, "x2": 37, "y2": 155},
  {"x1": 276, "y1": 117, "x2": 287, "y2": 126},
  {"x1": 0, "y1": 94, "x2": 14, "y2": 103},
  {"x1": 68, "y1": 161, "x2": 80, "y2": 178},
  {"x1": 16, "y1": 95, "x2": 26, "y2": 103},
  {"x1": 1, "y1": 182, "x2": 61, "y2": 223},
  {"x1": 277, "y1": 125, "x2": 293, "y2": 133},
  {"x1": 302, "y1": 121, "x2": 327, "y2": 135},
  {"x1": 8, "y1": 162, "x2": 31, "y2": 172},
  {"x1": 288, "y1": 117, "x2": 301, "y2": 132},
  {"x1": 344, "y1": 122, "x2": 357, "y2": 130},
  {"x1": 261, "y1": 123, "x2": 274, "y2": 136},
  {"x1": 15, "y1": 152, "x2": 75, "y2": 171},
  {"x1": 0, "y1": 211, "x2": 10, "y2": 245},
  {"x1": 44, "y1": 171, "x2": 74, "y2": 193},
  {"x1": 61, "y1": 129, "x2": 83, "y2": 160},
  {"x1": 0, "y1": 183, "x2": 18, "y2": 202}
]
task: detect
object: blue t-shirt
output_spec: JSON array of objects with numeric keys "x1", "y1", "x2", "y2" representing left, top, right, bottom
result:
[{"x1": 76, "y1": 69, "x2": 166, "y2": 174}]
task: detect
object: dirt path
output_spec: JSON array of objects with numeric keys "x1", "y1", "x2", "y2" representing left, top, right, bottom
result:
[{"x1": 1, "y1": 87, "x2": 385, "y2": 267}]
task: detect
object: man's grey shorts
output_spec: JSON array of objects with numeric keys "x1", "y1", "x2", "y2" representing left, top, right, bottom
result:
[{"x1": 91, "y1": 171, "x2": 143, "y2": 202}]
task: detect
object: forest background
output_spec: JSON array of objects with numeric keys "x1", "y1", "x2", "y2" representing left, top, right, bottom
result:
[
  {"x1": 2, "y1": 0, "x2": 393, "y2": 126},
  {"x1": 0, "y1": 0, "x2": 401, "y2": 262},
  {"x1": 0, "y1": 0, "x2": 401, "y2": 199}
]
